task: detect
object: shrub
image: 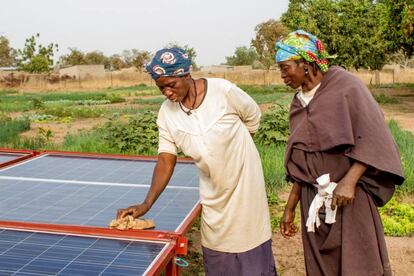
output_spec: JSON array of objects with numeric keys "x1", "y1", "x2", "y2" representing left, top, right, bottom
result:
[
  {"x1": 101, "y1": 111, "x2": 158, "y2": 154},
  {"x1": 255, "y1": 104, "x2": 290, "y2": 146}
]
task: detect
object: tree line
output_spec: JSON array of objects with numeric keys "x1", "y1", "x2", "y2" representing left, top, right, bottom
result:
[
  {"x1": 226, "y1": 0, "x2": 413, "y2": 70},
  {"x1": 0, "y1": 34, "x2": 198, "y2": 73},
  {"x1": 1, "y1": 0, "x2": 413, "y2": 73}
]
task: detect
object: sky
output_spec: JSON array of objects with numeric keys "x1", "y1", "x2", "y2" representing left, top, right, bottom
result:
[{"x1": 0, "y1": 0, "x2": 289, "y2": 66}]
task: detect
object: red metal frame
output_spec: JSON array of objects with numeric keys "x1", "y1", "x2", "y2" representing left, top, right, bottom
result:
[
  {"x1": 0, "y1": 149, "x2": 201, "y2": 275},
  {"x1": 40, "y1": 150, "x2": 195, "y2": 163},
  {"x1": 0, "y1": 149, "x2": 37, "y2": 169}
]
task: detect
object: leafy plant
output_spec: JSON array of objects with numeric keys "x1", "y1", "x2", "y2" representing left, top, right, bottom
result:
[
  {"x1": 102, "y1": 111, "x2": 158, "y2": 154},
  {"x1": 31, "y1": 98, "x2": 44, "y2": 109},
  {"x1": 255, "y1": 104, "x2": 290, "y2": 146},
  {"x1": 380, "y1": 198, "x2": 414, "y2": 236}
]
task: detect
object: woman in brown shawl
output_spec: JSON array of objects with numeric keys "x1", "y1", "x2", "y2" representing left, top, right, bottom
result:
[{"x1": 275, "y1": 30, "x2": 404, "y2": 276}]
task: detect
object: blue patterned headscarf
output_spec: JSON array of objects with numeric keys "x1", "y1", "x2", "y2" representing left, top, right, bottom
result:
[{"x1": 146, "y1": 47, "x2": 192, "y2": 80}]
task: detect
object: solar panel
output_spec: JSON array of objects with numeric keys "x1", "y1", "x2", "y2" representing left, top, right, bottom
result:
[
  {"x1": 0, "y1": 153, "x2": 26, "y2": 164},
  {"x1": 0, "y1": 178, "x2": 199, "y2": 231},
  {"x1": 0, "y1": 155, "x2": 199, "y2": 188},
  {"x1": 0, "y1": 228, "x2": 169, "y2": 275}
]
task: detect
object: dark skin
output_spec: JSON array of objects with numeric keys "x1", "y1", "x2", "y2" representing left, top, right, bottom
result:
[
  {"x1": 116, "y1": 74, "x2": 207, "y2": 220},
  {"x1": 278, "y1": 60, "x2": 369, "y2": 238}
]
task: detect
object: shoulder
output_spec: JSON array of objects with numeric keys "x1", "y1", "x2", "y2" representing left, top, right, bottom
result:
[
  {"x1": 326, "y1": 66, "x2": 364, "y2": 86},
  {"x1": 205, "y1": 78, "x2": 234, "y2": 93}
]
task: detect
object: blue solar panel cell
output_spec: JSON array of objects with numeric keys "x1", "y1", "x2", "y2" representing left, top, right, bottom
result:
[
  {"x1": 0, "y1": 178, "x2": 199, "y2": 231},
  {"x1": 0, "y1": 155, "x2": 199, "y2": 188},
  {"x1": 0, "y1": 229, "x2": 167, "y2": 275}
]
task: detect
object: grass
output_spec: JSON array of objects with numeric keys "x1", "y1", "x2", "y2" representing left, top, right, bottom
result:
[
  {"x1": 256, "y1": 143, "x2": 287, "y2": 191},
  {"x1": 0, "y1": 90, "x2": 126, "y2": 112},
  {"x1": 389, "y1": 120, "x2": 414, "y2": 194},
  {"x1": 133, "y1": 97, "x2": 164, "y2": 105},
  {"x1": 0, "y1": 119, "x2": 30, "y2": 145},
  {"x1": 373, "y1": 93, "x2": 400, "y2": 104}
]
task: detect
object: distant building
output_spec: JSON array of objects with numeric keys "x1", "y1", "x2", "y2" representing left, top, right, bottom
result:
[
  {"x1": 59, "y1": 65, "x2": 105, "y2": 79},
  {"x1": 200, "y1": 65, "x2": 253, "y2": 73}
]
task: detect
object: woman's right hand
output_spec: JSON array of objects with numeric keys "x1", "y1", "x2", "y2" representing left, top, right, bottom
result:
[
  {"x1": 280, "y1": 207, "x2": 297, "y2": 239},
  {"x1": 116, "y1": 202, "x2": 150, "y2": 220}
]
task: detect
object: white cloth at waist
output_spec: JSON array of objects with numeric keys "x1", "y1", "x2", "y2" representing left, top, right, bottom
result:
[{"x1": 306, "y1": 173, "x2": 338, "y2": 232}]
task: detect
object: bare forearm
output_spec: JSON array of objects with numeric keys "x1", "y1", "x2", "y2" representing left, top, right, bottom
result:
[
  {"x1": 143, "y1": 153, "x2": 177, "y2": 208},
  {"x1": 342, "y1": 161, "x2": 368, "y2": 187},
  {"x1": 285, "y1": 182, "x2": 301, "y2": 211}
]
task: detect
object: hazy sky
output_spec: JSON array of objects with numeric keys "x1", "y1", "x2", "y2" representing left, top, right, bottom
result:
[{"x1": 0, "y1": 0, "x2": 289, "y2": 66}]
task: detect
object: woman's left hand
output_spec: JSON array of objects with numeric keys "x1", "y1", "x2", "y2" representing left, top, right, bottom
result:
[{"x1": 331, "y1": 178, "x2": 357, "y2": 209}]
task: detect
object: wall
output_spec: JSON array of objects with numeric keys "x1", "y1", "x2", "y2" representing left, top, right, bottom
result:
[{"x1": 1, "y1": 68, "x2": 413, "y2": 91}]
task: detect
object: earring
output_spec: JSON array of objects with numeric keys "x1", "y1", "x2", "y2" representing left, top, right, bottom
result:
[{"x1": 304, "y1": 67, "x2": 309, "y2": 76}]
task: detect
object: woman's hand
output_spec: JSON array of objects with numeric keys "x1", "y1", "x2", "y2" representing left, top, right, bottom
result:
[
  {"x1": 280, "y1": 207, "x2": 298, "y2": 239},
  {"x1": 116, "y1": 202, "x2": 150, "y2": 220},
  {"x1": 331, "y1": 178, "x2": 357, "y2": 209}
]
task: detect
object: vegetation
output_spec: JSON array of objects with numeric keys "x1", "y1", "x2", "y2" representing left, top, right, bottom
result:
[
  {"x1": 251, "y1": 19, "x2": 289, "y2": 70},
  {"x1": 0, "y1": 118, "x2": 30, "y2": 145},
  {"x1": 16, "y1": 33, "x2": 58, "y2": 73},
  {"x1": 255, "y1": 104, "x2": 290, "y2": 146},
  {"x1": 101, "y1": 111, "x2": 158, "y2": 155},
  {"x1": 0, "y1": 36, "x2": 16, "y2": 67},
  {"x1": 0, "y1": 83, "x2": 413, "y2": 237},
  {"x1": 388, "y1": 120, "x2": 414, "y2": 195},
  {"x1": 225, "y1": 46, "x2": 258, "y2": 66},
  {"x1": 380, "y1": 198, "x2": 414, "y2": 236}
]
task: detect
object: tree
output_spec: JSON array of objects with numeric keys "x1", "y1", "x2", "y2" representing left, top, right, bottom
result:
[
  {"x1": 251, "y1": 20, "x2": 289, "y2": 70},
  {"x1": 123, "y1": 49, "x2": 151, "y2": 72},
  {"x1": 16, "y1": 33, "x2": 58, "y2": 73},
  {"x1": 281, "y1": 0, "x2": 390, "y2": 70},
  {"x1": 84, "y1": 51, "x2": 109, "y2": 68},
  {"x1": 59, "y1": 48, "x2": 86, "y2": 67},
  {"x1": 380, "y1": 0, "x2": 414, "y2": 61},
  {"x1": 109, "y1": 54, "x2": 127, "y2": 71},
  {"x1": 164, "y1": 42, "x2": 199, "y2": 71},
  {"x1": 0, "y1": 36, "x2": 16, "y2": 67},
  {"x1": 225, "y1": 46, "x2": 258, "y2": 66}
]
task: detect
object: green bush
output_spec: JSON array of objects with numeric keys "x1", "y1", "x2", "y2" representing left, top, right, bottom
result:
[
  {"x1": 101, "y1": 111, "x2": 158, "y2": 155},
  {"x1": 255, "y1": 104, "x2": 290, "y2": 146}
]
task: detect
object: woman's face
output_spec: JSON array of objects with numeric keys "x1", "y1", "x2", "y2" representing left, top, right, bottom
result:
[
  {"x1": 278, "y1": 60, "x2": 306, "y2": 89},
  {"x1": 155, "y1": 75, "x2": 191, "y2": 102}
]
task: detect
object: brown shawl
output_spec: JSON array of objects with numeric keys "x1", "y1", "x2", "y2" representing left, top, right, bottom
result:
[{"x1": 285, "y1": 66, "x2": 404, "y2": 203}]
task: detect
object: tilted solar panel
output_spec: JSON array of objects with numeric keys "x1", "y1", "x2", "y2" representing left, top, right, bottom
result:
[
  {"x1": 0, "y1": 178, "x2": 199, "y2": 231},
  {"x1": 0, "y1": 155, "x2": 199, "y2": 188},
  {"x1": 0, "y1": 229, "x2": 170, "y2": 275}
]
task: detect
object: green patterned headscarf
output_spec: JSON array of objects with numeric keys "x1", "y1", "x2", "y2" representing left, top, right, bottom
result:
[{"x1": 275, "y1": 30, "x2": 334, "y2": 73}]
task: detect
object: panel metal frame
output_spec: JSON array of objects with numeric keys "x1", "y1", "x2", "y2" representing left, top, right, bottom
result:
[{"x1": 0, "y1": 148, "x2": 36, "y2": 169}]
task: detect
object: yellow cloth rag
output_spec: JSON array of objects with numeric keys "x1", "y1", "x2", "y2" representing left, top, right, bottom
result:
[{"x1": 109, "y1": 215, "x2": 155, "y2": 230}]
